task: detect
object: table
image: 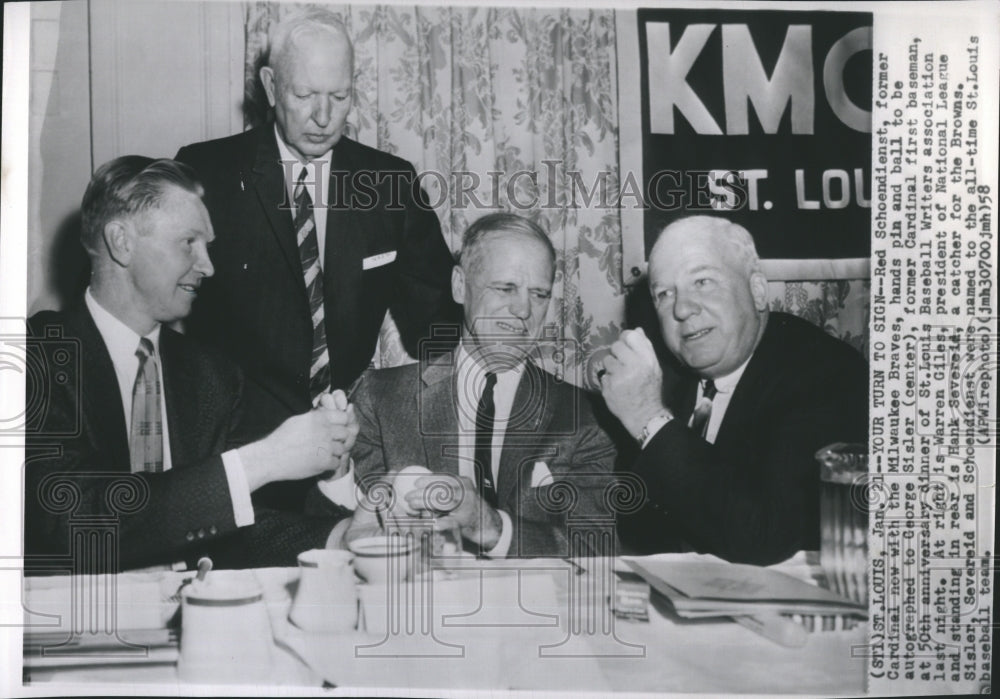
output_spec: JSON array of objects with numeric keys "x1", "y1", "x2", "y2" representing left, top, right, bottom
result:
[{"x1": 22, "y1": 557, "x2": 868, "y2": 694}]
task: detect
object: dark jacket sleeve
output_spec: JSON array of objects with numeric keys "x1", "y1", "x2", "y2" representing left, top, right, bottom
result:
[
  {"x1": 24, "y1": 336, "x2": 241, "y2": 571},
  {"x1": 24, "y1": 314, "x2": 342, "y2": 571},
  {"x1": 386, "y1": 160, "x2": 461, "y2": 356}
]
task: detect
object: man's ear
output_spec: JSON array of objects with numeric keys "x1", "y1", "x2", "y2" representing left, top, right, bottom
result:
[
  {"x1": 450, "y1": 265, "x2": 465, "y2": 305},
  {"x1": 103, "y1": 220, "x2": 133, "y2": 267},
  {"x1": 260, "y1": 65, "x2": 278, "y2": 108},
  {"x1": 749, "y1": 271, "x2": 768, "y2": 312}
]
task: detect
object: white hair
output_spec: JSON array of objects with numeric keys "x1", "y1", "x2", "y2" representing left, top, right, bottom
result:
[
  {"x1": 654, "y1": 215, "x2": 762, "y2": 277},
  {"x1": 267, "y1": 8, "x2": 353, "y2": 76}
]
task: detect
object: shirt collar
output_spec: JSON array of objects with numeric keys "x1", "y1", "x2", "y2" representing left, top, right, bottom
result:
[
  {"x1": 274, "y1": 124, "x2": 332, "y2": 174},
  {"x1": 85, "y1": 287, "x2": 161, "y2": 362},
  {"x1": 706, "y1": 353, "x2": 753, "y2": 394},
  {"x1": 455, "y1": 342, "x2": 527, "y2": 392}
]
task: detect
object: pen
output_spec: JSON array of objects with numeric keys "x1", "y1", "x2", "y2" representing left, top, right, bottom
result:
[
  {"x1": 313, "y1": 375, "x2": 365, "y2": 409},
  {"x1": 345, "y1": 374, "x2": 364, "y2": 401},
  {"x1": 730, "y1": 613, "x2": 809, "y2": 648}
]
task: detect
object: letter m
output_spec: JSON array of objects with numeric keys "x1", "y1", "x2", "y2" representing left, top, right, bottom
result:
[{"x1": 722, "y1": 24, "x2": 814, "y2": 134}]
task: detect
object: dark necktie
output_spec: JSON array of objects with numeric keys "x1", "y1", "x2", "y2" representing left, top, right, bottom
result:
[
  {"x1": 130, "y1": 337, "x2": 163, "y2": 472},
  {"x1": 689, "y1": 379, "x2": 717, "y2": 439},
  {"x1": 474, "y1": 371, "x2": 499, "y2": 508},
  {"x1": 294, "y1": 167, "x2": 331, "y2": 400}
]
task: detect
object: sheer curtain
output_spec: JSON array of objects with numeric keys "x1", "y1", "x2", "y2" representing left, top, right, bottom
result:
[{"x1": 243, "y1": 3, "x2": 869, "y2": 381}]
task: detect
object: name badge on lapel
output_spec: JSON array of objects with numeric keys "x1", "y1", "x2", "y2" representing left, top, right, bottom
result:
[{"x1": 362, "y1": 251, "x2": 397, "y2": 270}]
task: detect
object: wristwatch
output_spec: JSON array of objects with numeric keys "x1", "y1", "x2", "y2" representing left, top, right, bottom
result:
[{"x1": 637, "y1": 412, "x2": 673, "y2": 447}]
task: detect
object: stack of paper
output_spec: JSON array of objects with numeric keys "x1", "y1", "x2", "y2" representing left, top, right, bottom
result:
[
  {"x1": 624, "y1": 557, "x2": 867, "y2": 619},
  {"x1": 22, "y1": 573, "x2": 184, "y2": 674}
]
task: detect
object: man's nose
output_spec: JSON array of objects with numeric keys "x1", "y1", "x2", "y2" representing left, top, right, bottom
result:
[
  {"x1": 194, "y1": 243, "x2": 215, "y2": 278},
  {"x1": 508, "y1": 292, "x2": 531, "y2": 320},
  {"x1": 311, "y1": 97, "x2": 332, "y2": 127},
  {"x1": 673, "y1": 290, "x2": 698, "y2": 320}
]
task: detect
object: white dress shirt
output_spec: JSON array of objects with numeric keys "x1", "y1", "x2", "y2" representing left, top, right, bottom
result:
[
  {"x1": 85, "y1": 289, "x2": 255, "y2": 527},
  {"x1": 642, "y1": 354, "x2": 753, "y2": 448},
  {"x1": 275, "y1": 125, "x2": 332, "y2": 266},
  {"x1": 318, "y1": 345, "x2": 519, "y2": 557},
  {"x1": 692, "y1": 356, "x2": 751, "y2": 444}
]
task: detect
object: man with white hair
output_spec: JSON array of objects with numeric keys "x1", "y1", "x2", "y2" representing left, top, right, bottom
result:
[
  {"x1": 176, "y1": 9, "x2": 458, "y2": 511},
  {"x1": 600, "y1": 215, "x2": 868, "y2": 565}
]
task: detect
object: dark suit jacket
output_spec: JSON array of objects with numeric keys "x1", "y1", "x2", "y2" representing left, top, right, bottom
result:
[
  {"x1": 175, "y1": 126, "x2": 459, "y2": 419},
  {"x1": 348, "y1": 353, "x2": 622, "y2": 557},
  {"x1": 24, "y1": 305, "x2": 344, "y2": 572},
  {"x1": 617, "y1": 312, "x2": 869, "y2": 565}
]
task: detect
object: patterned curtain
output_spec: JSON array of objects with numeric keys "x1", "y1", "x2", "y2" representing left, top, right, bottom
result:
[{"x1": 243, "y1": 3, "x2": 869, "y2": 383}]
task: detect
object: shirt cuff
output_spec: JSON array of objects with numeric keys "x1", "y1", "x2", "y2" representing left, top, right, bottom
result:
[
  {"x1": 640, "y1": 415, "x2": 673, "y2": 449},
  {"x1": 221, "y1": 449, "x2": 255, "y2": 528},
  {"x1": 484, "y1": 509, "x2": 513, "y2": 558},
  {"x1": 316, "y1": 459, "x2": 358, "y2": 510}
]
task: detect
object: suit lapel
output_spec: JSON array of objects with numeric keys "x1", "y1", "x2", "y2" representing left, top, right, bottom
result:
[
  {"x1": 159, "y1": 328, "x2": 200, "y2": 467},
  {"x1": 72, "y1": 306, "x2": 131, "y2": 469},
  {"x1": 419, "y1": 356, "x2": 461, "y2": 476},
  {"x1": 250, "y1": 126, "x2": 306, "y2": 292},
  {"x1": 671, "y1": 375, "x2": 699, "y2": 425},
  {"x1": 324, "y1": 141, "x2": 364, "y2": 327},
  {"x1": 497, "y1": 362, "x2": 551, "y2": 505},
  {"x1": 713, "y1": 318, "x2": 775, "y2": 446}
]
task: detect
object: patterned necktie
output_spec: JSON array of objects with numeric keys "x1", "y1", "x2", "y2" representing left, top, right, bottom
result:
[
  {"x1": 294, "y1": 167, "x2": 331, "y2": 399},
  {"x1": 689, "y1": 379, "x2": 717, "y2": 439},
  {"x1": 130, "y1": 337, "x2": 163, "y2": 472},
  {"x1": 474, "y1": 371, "x2": 499, "y2": 508}
]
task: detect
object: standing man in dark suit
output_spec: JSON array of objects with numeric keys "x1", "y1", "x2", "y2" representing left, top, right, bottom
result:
[
  {"x1": 25, "y1": 157, "x2": 356, "y2": 572},
  {"x1": 175, "y1": 8, "x2": 458, "y2": 427},
  {"x1": 599, "y1": 216, "x2": 868, "y2": 565},
  {"x1": 327, "y1": 214, "x2": 620, "y2": 557}
]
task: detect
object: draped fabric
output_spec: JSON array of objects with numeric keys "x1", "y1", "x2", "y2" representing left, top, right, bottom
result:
[{"x1": 243, "y1": 3, "x2": 870, "y2": 380}]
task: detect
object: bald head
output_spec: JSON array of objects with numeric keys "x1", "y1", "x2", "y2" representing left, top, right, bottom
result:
[{"x1": 648, "y1": 216, "x2": 769, "y2": 379}]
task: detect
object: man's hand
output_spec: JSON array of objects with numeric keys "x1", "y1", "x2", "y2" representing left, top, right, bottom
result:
[
  {"x1": 239, "y1": 394, "x2": 358, "y2": 492},
  {"x1": 404, "y1": 474, "x2": 502, "y2": 550},
  {"x1": 317, "y1": 390, "x2": 359, "y2": 479},
  {"x1": 599, "y1": 328, "x2": 669, "y2": 439}
]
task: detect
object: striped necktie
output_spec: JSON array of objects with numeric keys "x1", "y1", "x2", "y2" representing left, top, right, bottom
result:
[
  {"x1": 689, "y1": 379, "x2": 717, "y2": 439},
  {"x1": 294, "y1": 167, "x2": 331, "y2": 399},
  {"x1": 130, "y1": 337, "x2": 163, "y2": 472}
]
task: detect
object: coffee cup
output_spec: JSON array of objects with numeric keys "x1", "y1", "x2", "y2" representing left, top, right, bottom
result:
[
  {"x1": 348, "y1": 533, "x2": 415, "y2": 584},
  {"x1": 289, "y1": 549, "x2": 358, "y2": 633}
]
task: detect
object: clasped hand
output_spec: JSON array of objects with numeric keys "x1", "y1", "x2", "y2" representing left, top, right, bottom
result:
[{"x1": 240, "y1": 389, "x2": 359, "y2": 491}]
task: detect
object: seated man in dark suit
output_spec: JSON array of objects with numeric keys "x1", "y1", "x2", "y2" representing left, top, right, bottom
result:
[
  {"x1": 323, "y1": 213, "x2": 620, "y2": 557},
  {"x1": 599, "y1": 216, "x2": 868, "y2": 565},
  {"x1": 25, "y1": 156, "x2": 357, "y2": 572}
]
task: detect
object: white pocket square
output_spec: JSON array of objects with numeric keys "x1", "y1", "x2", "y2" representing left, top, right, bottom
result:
[
  {"x1": 362, "y1": 250, "x2": 397, "y2": 269},
  {"x1": 530, "y1": 461, "x2": 554, "y2": 488}
]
